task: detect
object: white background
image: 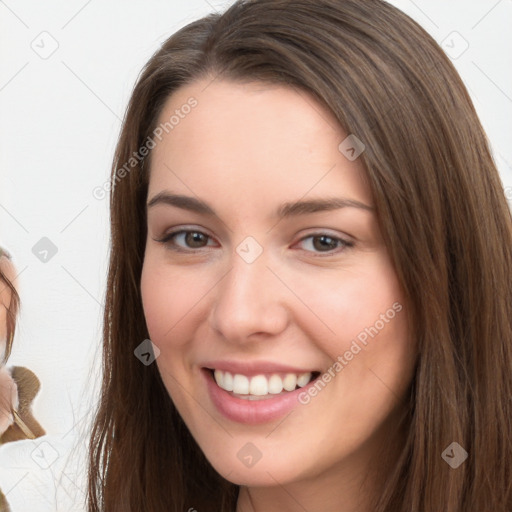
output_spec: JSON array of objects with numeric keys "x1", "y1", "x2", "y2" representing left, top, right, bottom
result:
[{"x1": 0, "y1": 0, "x2": 511, "y2": 510}]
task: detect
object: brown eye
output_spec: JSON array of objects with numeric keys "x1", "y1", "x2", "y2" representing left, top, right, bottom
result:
[
  {"x1": 183, "y1": 231, "x2": 209, "y2": 248},
  {"x1": 296, "y1": 233, "x2": 354, "y2": 255},
  {"x1": 156, "y1": 230, "x2": 215, "y2": 251},
  {"x1": 312, "y1": 235, "x2": 339, "y2": 251}
]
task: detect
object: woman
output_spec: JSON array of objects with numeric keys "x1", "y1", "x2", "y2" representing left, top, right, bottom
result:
[
  {"x1": 0, "y1": 248, "x2": 18, "y2": 365},
  {"x1": 87, "y1": 0, "x2": 512, "y2": 511},
  {"x1": 0, "y1": 249, "x2": 46, "y2": 511}
]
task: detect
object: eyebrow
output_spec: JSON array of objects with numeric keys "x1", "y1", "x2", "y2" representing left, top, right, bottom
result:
[{"x1": 147, "y1": 192, "x2": 374, "y2": 219}]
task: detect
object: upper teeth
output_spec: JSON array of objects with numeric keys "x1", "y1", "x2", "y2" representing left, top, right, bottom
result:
[{"x1": 213, "y1": 369, "x2": 313, "y2": 395}]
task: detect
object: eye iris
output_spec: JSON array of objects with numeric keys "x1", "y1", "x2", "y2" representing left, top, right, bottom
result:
[
  {"x1": 186, "y1": 232, "x2": 208, "y2": 248},
  {"x1": 313, "y1": 235, "x2": 338, "y2": 251}
]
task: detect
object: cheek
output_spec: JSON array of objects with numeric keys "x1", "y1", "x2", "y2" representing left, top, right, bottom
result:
[
  {"x1": 141, "y1": 263, "x2": 179, "y2": 346},
  {"x1": 140, "y1": 259, "x2": 221, "y2": 427},
  {"x1": 140, "y1": 259, "x2": 211, "y2": 349},
  {"x1": 286, "y1": 257, "x2": 406, "y2": 356}
]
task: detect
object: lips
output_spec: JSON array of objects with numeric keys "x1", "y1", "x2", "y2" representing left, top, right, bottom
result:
[{"x1": 201, "y1": 361, "x2": 322, "y2": 424}]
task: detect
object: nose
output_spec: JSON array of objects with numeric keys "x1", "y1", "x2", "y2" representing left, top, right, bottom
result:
[{"x1": 209, "y1": 249, "x2": 290, "y2": 344}]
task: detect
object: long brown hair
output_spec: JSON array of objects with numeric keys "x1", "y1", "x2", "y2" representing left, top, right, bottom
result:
[
  {"x1": 87, "y1": 0, "x2": 512, "y2": 510},
  {"x1": 0, "y1": 249, "x2": 19, "y2": 364}
]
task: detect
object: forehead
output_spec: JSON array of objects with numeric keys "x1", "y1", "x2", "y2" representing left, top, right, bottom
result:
[{"x1": 148, "y1": 79, "x2": 372, "y2": 209}]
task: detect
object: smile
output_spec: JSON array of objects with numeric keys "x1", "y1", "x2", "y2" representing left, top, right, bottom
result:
[
  {"x1": 211, "y1": 369, "x2": 319, "y2": 399},
  {"x1": 202, "y1": 365, "x2": 322, "y2": 424}
]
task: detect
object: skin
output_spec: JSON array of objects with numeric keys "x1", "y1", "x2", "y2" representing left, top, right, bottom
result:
[{"x1": 140, "y1": 79, "x2": 417, "y2": 512}]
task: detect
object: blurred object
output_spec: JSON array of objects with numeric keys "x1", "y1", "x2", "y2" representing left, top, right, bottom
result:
[
  {"x1": 0, "y1": 248, "x2": 18, "y2": 365},
  {"x1": 0, "y1": 367, "x2": 45, "y2": 443},
  {"x1": 0, "y1": 490, "x2": 10, "y2": 512},
  {"x1": 0, "y1": 248, "x2": 45, "y2": 512}
]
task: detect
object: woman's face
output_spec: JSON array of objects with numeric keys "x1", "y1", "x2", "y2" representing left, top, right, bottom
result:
[{"x1": 141, "y1": 79, "x2": 416, "y2": 489}]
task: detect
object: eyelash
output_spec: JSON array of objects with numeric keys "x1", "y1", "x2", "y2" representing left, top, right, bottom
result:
[{"x1": 154, "y1": 228, "x2": 354, "y2": 256}]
